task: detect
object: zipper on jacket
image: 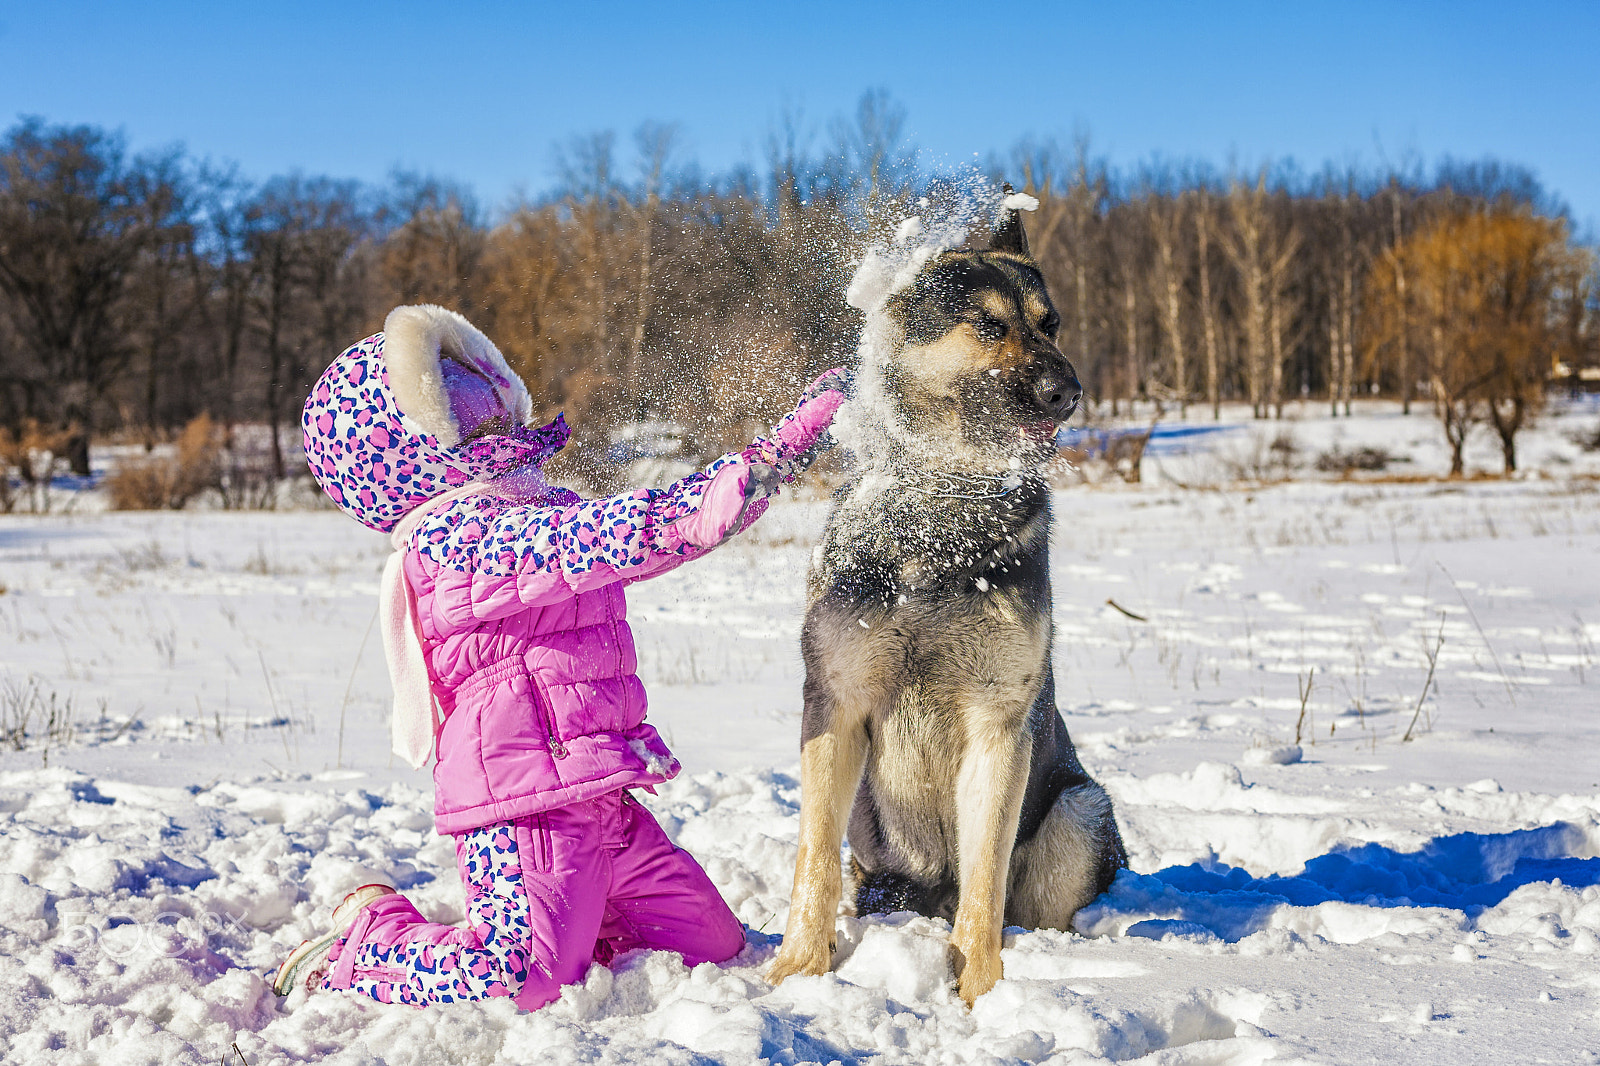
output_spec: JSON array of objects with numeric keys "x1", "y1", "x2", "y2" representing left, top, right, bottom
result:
[{"x1": 524, "y1": 666, "x2": 567, "y2": 759}]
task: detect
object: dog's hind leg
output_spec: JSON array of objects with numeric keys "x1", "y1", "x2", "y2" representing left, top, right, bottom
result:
[
  {"x1": 1005, "y1": 781, "x2": 1126, "y2": 932},
  {"x1": 949, "y1": 722, "x2": 1032, "y2": 1006},
  {"x1": 768, "y1": 678, "x2": 871, "y2": 985}
]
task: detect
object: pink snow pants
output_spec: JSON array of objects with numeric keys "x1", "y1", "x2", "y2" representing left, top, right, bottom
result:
[{"x1": 321, "y1": 790, "x2": 746, "y2": 1010}]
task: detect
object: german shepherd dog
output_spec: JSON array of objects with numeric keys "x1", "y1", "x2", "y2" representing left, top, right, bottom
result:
[{"x1": 768, "y1": 199, "x2": 1128, "y2": 1005}]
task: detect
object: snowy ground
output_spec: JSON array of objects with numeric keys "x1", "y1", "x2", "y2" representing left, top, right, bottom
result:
[{"x1": 3, "y1": 401, "x2": 1600, "y2": 1065}]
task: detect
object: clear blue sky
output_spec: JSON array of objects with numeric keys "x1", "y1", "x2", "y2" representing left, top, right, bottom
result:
[{"x1": 3, "y1": 0, "x2": 1597, "y2": 231}]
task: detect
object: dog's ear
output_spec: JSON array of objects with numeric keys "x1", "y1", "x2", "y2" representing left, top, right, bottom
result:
[{"x1": 991, "y1": 182, "x2": 1031, "y2": 257}]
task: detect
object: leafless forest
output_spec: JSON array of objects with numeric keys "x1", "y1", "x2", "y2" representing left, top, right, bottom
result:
[{"x1": 1, "y1": 92, "x2": 1595, "y2": 505}]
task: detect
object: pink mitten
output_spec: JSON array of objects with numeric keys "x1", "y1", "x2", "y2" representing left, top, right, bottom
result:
[
  {"x1": 673, "y1": 462, "x2": 780, "y2": 549},
  {"x1": 744, "y1": 368, "x2": 852, "y2": 479},
  {"x1": 777, "y1": 368, "x2": 851, "y2": 453}
]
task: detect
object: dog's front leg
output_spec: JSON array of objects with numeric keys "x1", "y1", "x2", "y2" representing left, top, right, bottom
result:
[
  {"x1": 950, "y1": 721, "x2": 1031, "y2": 1006},
  {"x1": 768, "y1": 697, "x2": 869, "y2": 984}
]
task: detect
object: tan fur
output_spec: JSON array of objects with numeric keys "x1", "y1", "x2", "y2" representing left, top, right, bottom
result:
[
  {"x1": 901, "y1": 323, "x2": 1036, "y2": 388},
  {"x1": 768, "y1": 725, "x2": 871, "y2": 980},
  {"x1": 903, "y1": 327, "x2": 995, "y2": 383},
  {"x1": 767, "y1": 613, "x2": 881, "y2": 984},
  {"x1": 947, "y1": 719, "x2": 1031, "y2": 997}
]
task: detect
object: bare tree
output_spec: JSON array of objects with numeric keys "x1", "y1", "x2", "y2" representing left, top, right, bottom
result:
[
  {"x1": 300, "y1": 179, "x2": 376, "y2": 370},
  {"x1": 1387, "y1": 181, "x2": 1413, "y2": 413},
  {"x1": 5, "y1": 109, "x2": 1591, "y2": 499},
  {"x1": 0, "y1": 121, "x2": 149, "y2": 472},
  {"x1": 190, "y1": 166, "x2": 258, "y2": 436},
  {"x1": 379, "y1": 173, "x2": 485, "y2": 316},
  {"x1": 1108, "y1": 200, "x2": 1146, "y2": 412},
  {"x1": 1369, "y1": 207, "x2": 1578, "y2": 474},
  {"x1": 1193, "y1": 186, "x2": 1224, "y2": 419},
  {"x1": 1028, "y1": 140, "x2": 1109, "y2": 409},
  {"x1": 1224, "y1": 171, "x2": 1300, "y2": 418},
  {"x1": 1473, "y1": 212, "x2": 1584, "y2": 472},
  {"x1": 125, "y1": 153, "x2": 196, "y2": 443},
  {"x1": 819, "y1": 88, "x2": 917, "y2": 216},
  {"x1": 1145, "y1": 186, "x2": 1190, "y2": 413},
  {"x1": 764, "y1": 103, "x2": 812, "y2": 224},
  {"x1": 625, "y1": 121, "x2": 681, "y2": 420},
  {"x1": 553, "y1": 131, "x2": 619, "y2": 204},
  {"x1": 245, "y1": 175, "x2": 330, "y2": 479},
  {"x1": 1315, "y1": 171, "x2": 1364, "y2": 417}
]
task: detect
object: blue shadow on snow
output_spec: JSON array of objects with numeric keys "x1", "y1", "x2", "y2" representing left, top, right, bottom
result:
[
  {"x1": 1118, "y1": 821, "x2": 1600, "y2": 943},
  {"x1": 1057, "y1": 422, "x2": 1243, "y2": 460}
]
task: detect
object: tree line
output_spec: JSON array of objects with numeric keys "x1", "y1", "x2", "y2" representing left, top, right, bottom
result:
[
  {"x1": 1, "y1": 94, "x2": 1595, "y2": 497},
  {"x1": 1007, "y1": 139, "x2": 1596, "y2": 474}
]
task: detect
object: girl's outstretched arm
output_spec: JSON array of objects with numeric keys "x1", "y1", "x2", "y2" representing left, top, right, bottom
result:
[{"x1": 408, "y1": 370, "x2": 849, "y2": 621}]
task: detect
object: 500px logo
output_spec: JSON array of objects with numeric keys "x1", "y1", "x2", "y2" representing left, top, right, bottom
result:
[{"x1": 55, "y1": 906, "x2": 252, "y2": 961}]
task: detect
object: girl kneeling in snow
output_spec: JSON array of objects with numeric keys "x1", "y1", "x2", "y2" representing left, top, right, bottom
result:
[{"x1": 277, "y1": 304, "x2": 846, "y2": 1009}]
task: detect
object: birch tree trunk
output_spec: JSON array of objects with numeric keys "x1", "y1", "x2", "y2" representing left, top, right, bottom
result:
[
  {"x1": 1340, "y1": 244, "x2": 1355, "y2": 416},
  {"x1": 1123, "y1": 273, "x2": 1139, "y2": 410},
  {"x1": 1151, "y1": 197, "x2": 1187, "y2": 416},
  {"x1": 1225, "y1": 177, "x2": 1270, "y2": 418},
  {"x1": 1392, "y1": 192, "x2": 1411, "y2": 414},
  {"x1": 1328, "y1": 278, "x2": 1343, "y2": 416},
  {"x1": 1266, "y1": 232, "x2": 1302, "y2": 421},
  {"x1": 1269, "y1": 293, "x2": 1286, "y2": 418},
  {"x1": 1195, "y1": 192, "x2": 1221, "y2": 420}
]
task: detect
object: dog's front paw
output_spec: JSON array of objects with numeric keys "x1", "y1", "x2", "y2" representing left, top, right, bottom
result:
[
  {"x1": 956, "y1": 957, "x2": 1001, "y2": 1006},
  {"x1": 950, "y1": 932, "x2": 1004, "y2": 1007},
  {"x1": 767, "y1": 935, "x2": 836, "y2": 985}
]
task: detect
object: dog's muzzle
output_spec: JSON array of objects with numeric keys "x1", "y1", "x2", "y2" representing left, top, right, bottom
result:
[{"x1": 1033, "y1": 373, "x2": 1083, "y2": 422}]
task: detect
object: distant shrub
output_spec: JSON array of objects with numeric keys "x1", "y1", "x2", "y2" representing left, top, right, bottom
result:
[
  {"x1": 1216, "y1": 427, "x2": 1301, "y2": 482},
  {"x1": 0, "y1": 420, "x2": 76, "y2": 513},
  {"x1": 1268, "y1": 431, "x2": 1300, "y2": 468},
  {"x1": 215, "y1": 423, "x2": 288, "y2": 510},
  {"x1": 0, "y1": 673, "x2": 79, "y2": 755},
  {"x1": 1314, "y1": 445, "x2": 1399, "y2": 474},
  {"x1": 1054, "y1": 415, "x2": 1158, "y2": 485},
  {"x1": 106, "y1": 415, "x2": 224, "y2": 510}
]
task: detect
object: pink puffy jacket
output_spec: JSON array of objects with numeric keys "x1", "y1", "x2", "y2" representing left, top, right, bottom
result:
[
  {"x1": 302, "y1": 306, "x2": 842, "y2": 835},
  {"x1": 400, "y1": 493, "x2": 700, "y2": 834}
]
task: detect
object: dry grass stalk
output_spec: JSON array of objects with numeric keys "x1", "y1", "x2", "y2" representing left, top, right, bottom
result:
[
  {"x1": 1404, "y1": 618, "x2": 1447, "y2": 742},
  {"x1": 1294, "y1": 667, "x2": 1314, "y2": 745}
]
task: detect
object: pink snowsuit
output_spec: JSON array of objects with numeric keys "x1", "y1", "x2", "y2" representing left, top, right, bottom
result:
[{"x1": 299, "y1": 305, "x2": 843, "y2": 1009}]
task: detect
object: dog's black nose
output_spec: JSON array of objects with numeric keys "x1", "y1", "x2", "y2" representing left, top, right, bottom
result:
[{"x1": 1033, "y1": 374, "x2": 1083, "y2": 421}]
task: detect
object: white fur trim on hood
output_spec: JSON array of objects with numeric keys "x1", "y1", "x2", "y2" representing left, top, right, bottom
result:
[{"x1": 382, "y1": 304, "x2": 534, "y2": 448}]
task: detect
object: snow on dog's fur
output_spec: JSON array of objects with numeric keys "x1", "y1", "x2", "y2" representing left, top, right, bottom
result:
[{"x1": 770, "y1": 192, "x2": 1128, "y2": 1005}]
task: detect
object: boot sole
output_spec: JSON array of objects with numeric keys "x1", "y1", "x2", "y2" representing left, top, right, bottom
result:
[
  {"x1": 272, "y1": 885, "x2": 399, "y2": 996},
  {"x1": 271, "y1": 929, "x2": 342, "y2": 996}
]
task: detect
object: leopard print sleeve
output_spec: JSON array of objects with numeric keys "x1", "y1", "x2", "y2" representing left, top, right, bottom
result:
[{"x1": 404, "y1": 460, "x2": 736, "y2": 608}]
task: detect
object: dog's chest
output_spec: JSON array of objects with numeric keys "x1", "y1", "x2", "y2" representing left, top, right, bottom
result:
[
  {"x1": 809, "y1": 480, "x2": 1053, "y2": 709},
  {"x1": 813, "y1": 477, "x2": 1049, "y2": 603}
]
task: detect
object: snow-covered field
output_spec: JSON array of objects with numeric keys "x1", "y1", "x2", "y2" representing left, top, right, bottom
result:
[{"x1": 4, "y1": 402, "x2": 1600, "y2": 1065}]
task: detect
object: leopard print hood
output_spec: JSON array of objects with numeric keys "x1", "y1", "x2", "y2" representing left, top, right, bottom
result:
[{"x1": 301, "y1": 305, "x2": 571, "y2": 534}]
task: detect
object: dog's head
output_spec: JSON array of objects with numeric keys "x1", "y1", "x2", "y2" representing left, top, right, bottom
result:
[{"x1": 860, "y1": 202, "x2": 1081, "y2": 473}]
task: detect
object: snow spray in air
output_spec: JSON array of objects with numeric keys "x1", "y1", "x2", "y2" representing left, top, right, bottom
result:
[{"x1": 829, "y1": 178, "x2": 1041, "y2": 470}]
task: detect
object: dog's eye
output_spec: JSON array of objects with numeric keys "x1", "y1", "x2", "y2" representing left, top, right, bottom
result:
[
  {"x1": 1040, "y1": 311, "x2": 1061, "y2": 338},
  {"x1": 974, "y1": 314, "x2": 1007, "y2": 343}
]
